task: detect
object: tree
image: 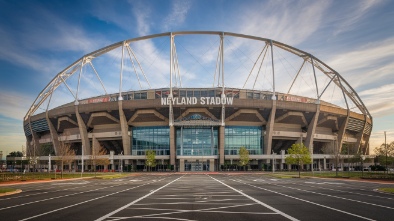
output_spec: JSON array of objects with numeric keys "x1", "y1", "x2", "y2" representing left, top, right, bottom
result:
[
  {"x1": 57, "y1": 141, "x2": 75, "y2": 178},
  {"x1": 285, "y1": 143, "x2": 312, "y2": 178},
  {"x1": 90, "y1": 145, "x2": 109, "y2": 176},
  {"x1": 238, "y1": 146, "x2": 250, "y2": 171},
  {"x1": 145, "y1": 149, "x2": 157, "y2": 172},
  {"x1": 321, "y1": 140, "x2": 343, "y2": 177},
  {"x1": 6, "y1": 151, "x2": 23, "y2": 157},
  {"x1": 374, "y1": 141, "x2": 394, "y2": 173}
]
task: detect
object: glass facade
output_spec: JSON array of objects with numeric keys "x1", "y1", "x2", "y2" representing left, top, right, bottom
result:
[
  {"x1": 176, "y1": 127, "x2": 218, "y2": 156},
  {"x1": 132, "y1": 126, "x2": 170, "y2": 155},
  {"x1": 225, "y1": 126, "x2": 263, "y2": 155}
]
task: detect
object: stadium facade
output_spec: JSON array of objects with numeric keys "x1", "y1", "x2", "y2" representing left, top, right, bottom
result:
[{"x1": 22, "y1": 31, "x2": 372, "y2": 172}]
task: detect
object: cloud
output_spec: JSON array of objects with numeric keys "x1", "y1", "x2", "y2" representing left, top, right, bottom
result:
[
  {"x1": 235, "y1": 0, "x2": 331, "y2": 46},
  {"x1": 332, "y1": 0, "x2": 382, "y2": 36},
  {"x1": 131, "y1": 1, "x2": 152, "y2": 36},
  {"x1": 162, "y1": 0, "x2": 192, "y2": 31},
  {"x1": 0, "y1": 91, "x2": 34, "y2": 121}
]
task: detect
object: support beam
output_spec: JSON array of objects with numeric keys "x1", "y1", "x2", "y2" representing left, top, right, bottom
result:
[
  {"x1": 118, "y1": 100, "x2": 131, "y2": 156},
  {"x1": 170, "y1": 126, "x2": 175, "y2": 166},
  {"x1": 264, "y1": 100, "x2": 277, "y2": 155},
  {"x1": 75, "y1": 105, "x2": 91, "y2": 155},
  {"x1": 337, "y1": 111, "x2": 350, "y2": 153},
  {"x1": 219, "y1": 126, "x2": 225, "y2": 167},
  {"x1": 305, "y1": 104, "x2": 320, "y2": 151},
  {"x1": 356, "y1": 115, "x2": 368, "y2": 154},
  {"x1": 45, "y1": 114, "x2": 60, "y2": 155}
]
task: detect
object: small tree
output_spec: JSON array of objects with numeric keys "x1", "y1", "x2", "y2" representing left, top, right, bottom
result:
[
  {"x1": 90, "y1": 145, "x2": 109, "y2": 176},
  {"x1": 374, "y1": 141, "x2": 394, "y2": 174},
  {"x1": 238, "y1": 146, "x2": 250, "y2": 171},
  {"x1": 57, "y1": 141, "x2": 75, "y2": 178},
  {"x1": 285, "y1": 143, "x2": 312, "y2": 178},
  {"x1": 145, "y1": 149, "x2": 157, "y2": 172},
  {"x1": 322, "y1": 140, "x2": 343, "y2": 177}
]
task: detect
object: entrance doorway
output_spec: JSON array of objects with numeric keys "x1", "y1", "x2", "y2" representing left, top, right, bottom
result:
[{"x1": 184, "y1": 160, "x2": 209, "y2": 171}]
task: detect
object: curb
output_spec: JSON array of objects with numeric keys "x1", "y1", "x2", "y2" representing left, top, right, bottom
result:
[{"x1": 0, "y1": 189, "x2": 22, "y2": 197}]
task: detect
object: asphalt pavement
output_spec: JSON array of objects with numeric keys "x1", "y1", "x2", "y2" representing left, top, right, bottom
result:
[{"x1": 1, "y1": 173, "x2": 393, "y2": 221}]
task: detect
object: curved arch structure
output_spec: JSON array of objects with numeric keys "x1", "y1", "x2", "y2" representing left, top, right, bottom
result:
[{"x1": 24, "y1": 31, "x2": 372, "y2": 172}]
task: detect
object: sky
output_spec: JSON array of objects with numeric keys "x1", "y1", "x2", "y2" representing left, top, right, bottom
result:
[{"x1": 0, "y1": 0, "x2": 393, "y2": 158}]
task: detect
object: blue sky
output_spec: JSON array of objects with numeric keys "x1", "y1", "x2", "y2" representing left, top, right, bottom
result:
[{"x1": 0, "y1": 0, "x2": 393, "y2": 157}]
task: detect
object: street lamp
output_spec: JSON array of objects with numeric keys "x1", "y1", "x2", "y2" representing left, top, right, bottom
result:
[{"x1": 361, "y1": 155, "x2": 366, "y2": 178}]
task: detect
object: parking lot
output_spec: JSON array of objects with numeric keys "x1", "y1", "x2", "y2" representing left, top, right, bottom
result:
[{"x1": 1, "y1": 173, "x2": 393, "y2": 220}]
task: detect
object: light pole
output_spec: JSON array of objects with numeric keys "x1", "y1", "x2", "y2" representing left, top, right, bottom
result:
[
  {"x1": 49, "y1": 154, "x2": 51, "y2": 174},
  {"x1": 272, "y1": 150, "x2": 275, "y2": 173},
  {"x1": 385, "y1": 131, "x2": 387, "y2": 175},
  {"x1": 361, "y1": 155, "x2": 366, "y2": 178}
]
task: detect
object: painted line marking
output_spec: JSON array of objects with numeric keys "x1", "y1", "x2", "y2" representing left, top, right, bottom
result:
[
  {"x1": 95, "y1": 176, "x2": 183, "y2": 221},
  {"x1": 18, "y1": 179, "x2": 164, "y2": 221},
  {"x1": 209, "y1": 175, "x2": 299, "y2": 221},
  {"x1": 233, "y1": 179, "x2": 375, "y2": 221},
  {"x1": 277, "y1": 184, "x2": 394, "y2": 210}
]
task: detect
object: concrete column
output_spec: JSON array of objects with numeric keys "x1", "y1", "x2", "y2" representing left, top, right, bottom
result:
[
  {"x1": 31, "y1": 131, "x2": 40, "y2": 156},
  {"x1": 318, "y1": 159, "x2": 321, "y2": 171},
  {"x1": 356, "y1": 115, "x2": 368, "y2": 154},
  {"x1": 337, "y1": 111, "x2": 349, "y2": 153},
  {"x1": 209, "y1": 159, "x2": 215, "y2": 172},
  {"x1": 258, "y1": 160, "x2": 263, "y2": 171},
  {"x1": 73, "y1": 161, "x2": 77, "y2": 172},
  {"x1": 287, "y1": 164, "x2": 291, "y2": 171},
  {"x1": 219, "y1": 126, "x2": 225, "y2": 167},
  {"x1": 280, "y1": 163, "x2": 284, "y2": 170},
  {"x1": 170, "y1": 126, "x2": 175, "y2": 165},
  {"x1": 118, "y1": 101, "x2": 131, "y2": 156},
  {"x1": 323, "y1": 158, "x2": 327, "y2": 170},
  {"x1": 264, "y1": 100, "x2": 277, "y2": 155},
  {"x1": 179, "y1": 159, "x2": 185, "y2": 172},
  {"x1": 75, "y1": 105, "x2": 91, "y2": 155},
  {"x1": 305, "y1": 104, "x2": 320, "y2": 152},
  {"x1": 45, "y1": 114, "x2": 60, "y2": 155}
]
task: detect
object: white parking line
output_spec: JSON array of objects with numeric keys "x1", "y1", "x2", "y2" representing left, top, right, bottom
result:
[
  {"x1": 232, "y1": 179, "x2": 375, "y2": 221},
  {"x1": 209, "y1": 175, "x2": 299, "y2": 221},
  {"x1": 95, "y1": 176, "x2": 183, "y2": 221},
  {"x1": 18, "y1": 178, "x2": 165, "y2": 221}
]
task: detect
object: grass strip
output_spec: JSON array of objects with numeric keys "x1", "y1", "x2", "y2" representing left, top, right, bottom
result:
[
  {"x1": 378, "y1": 188, "x2": 394, "y2": 193},
  {"x1": 0, "y1": 187, "x2": 17, "y2": 194}
]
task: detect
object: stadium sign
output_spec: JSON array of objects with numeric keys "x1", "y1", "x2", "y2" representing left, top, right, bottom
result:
[{"x1": 161, "y1": 97, "x2": 234, "y2": 106}]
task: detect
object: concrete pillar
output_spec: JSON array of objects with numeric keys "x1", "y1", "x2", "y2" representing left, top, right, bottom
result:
[
  {"x1": 323, "y1": 158, "x2": 327, "y2": 170},
  {"x1": 170, "y1": 126, "x2": 175, "y2": 166},
  {"x1": 258, "y1": 160, "x2": 263, "y2": 171},
  {"x1": 31, "y1": 131, "x2": 40, "y2": 156},
  {"x1": 179, "y1": 159, "x2": 185, "y2": 172},
  {"x1": 219, "y1": 126, "x2": 225, "y2": 168},
  {"x1": 45, "y1": 114, "x2": 60, "y2": 155},
  {"x1": 73, "y1": 161, "x2": 77, "y2": 172},
  {"x1": 118, "y1": 101, "x2": 131, "y2": 155},
  {"x1": 280, "y1": 162, "x2": 284, "y2": 170},
  {"x1": 75, "y1": 106, "x2": 91, "y2": 155},
  {"x1": 305, "y1": 105, "x2": 320, "y2": 152},
  {"x1": 337, "y1": 111, "x2": 349, "y2": 153},
  {"x1": 209, "y1": 159, "x2": 215, "y2": 172},
  {"x1": 356, "y1": 115, "x2": 368, "y2": 154},
  {"x1": 264, "y1": 100, "x2": 277, "y2": 155}
]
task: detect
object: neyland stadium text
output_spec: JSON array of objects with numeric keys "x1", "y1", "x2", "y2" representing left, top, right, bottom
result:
[{"x1": 161, "y1": 97, "x2": 234, "y2": 105}]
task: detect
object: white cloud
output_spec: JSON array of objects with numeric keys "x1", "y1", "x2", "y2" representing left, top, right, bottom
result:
[
  {"x1": 162, "y1": 0, "x2": 192, "y2": 31},
  {"x1": 0, "y1": 91, "x2": 34, "y2": 121},
  {"x1": 131, "y1": 1, "x2": 152, "y2": 36},
  {"x1": 236, "y1": 0, "x2": 331, "y2": 46},
  {"x1": 332, "y1": 0, "x2": 382, "y2": 36}
]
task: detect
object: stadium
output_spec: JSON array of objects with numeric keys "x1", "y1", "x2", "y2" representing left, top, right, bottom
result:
[{"x1": 22, "y1": 31, "x2": 372, "y2": 172}]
